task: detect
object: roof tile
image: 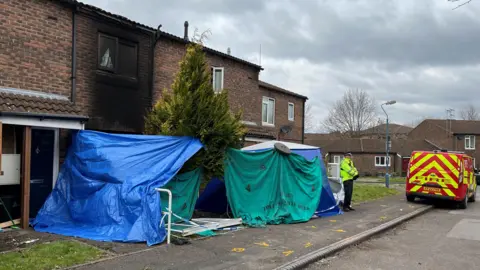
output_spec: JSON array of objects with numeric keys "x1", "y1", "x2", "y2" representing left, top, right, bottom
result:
[
  {"x1": 259, "y1": 81, "x2": 308, "y2": 100},
  {"x1": 0, "y1": 92, "x2": 85, "y2": 118}
]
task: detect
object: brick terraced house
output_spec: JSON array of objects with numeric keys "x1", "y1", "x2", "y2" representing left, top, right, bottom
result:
[
  {"x1": 306, "y1": 119, "x2": 480, "y2": 177},
  {"x1": 0, "y1": 0, "x2": 307, "y2": 228}
]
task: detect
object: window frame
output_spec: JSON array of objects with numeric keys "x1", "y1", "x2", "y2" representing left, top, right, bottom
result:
[
  {"x1": 97, "y1": 32, "x2": 138, "y2": 78},
  {"x1": 333, "y1": 155, "x2": 342, "y2": 164},
  {"x1": 212, "y1": 67, "x2": 224, "y2": 93},
  {"x1": 262, "y1": 96, "x2": 276, "y2": 126},
  {"x1": 375, "y1": 156, "x2": 391, "y2": 167},
  {"x1": 288, "y1": 102, "x2": 295, "y2": 121},
  {"x1": 98, "y1": 33, "x2": 118, "y2": 73},
  {"x1": 465, "y1": 135, "x2": 476, "y2": 150}
]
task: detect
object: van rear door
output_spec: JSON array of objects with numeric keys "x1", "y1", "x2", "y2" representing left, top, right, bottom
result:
[{"x1": 408, "y1": 152, "x2": 461, "y2": 198}]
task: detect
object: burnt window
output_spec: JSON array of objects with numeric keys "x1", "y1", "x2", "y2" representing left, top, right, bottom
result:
[{"x1": 98, "y1": 33, "x2": 138, "y2": 78}]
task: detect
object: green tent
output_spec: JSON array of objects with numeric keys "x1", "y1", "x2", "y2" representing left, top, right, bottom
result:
[{"x1": 224, "y1": 148, "x2": 322, "y2": 227}]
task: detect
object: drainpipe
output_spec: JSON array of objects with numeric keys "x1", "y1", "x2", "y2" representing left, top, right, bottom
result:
[
  {"x1": 302, "y1": 99, "x2": 306, "y2": 144},
  {"x1": 149, "y1": 25, "x2": 162, "y2": 103},
  {"x1": 70, "y1": 8, "x2": 77, "y2": 104}
]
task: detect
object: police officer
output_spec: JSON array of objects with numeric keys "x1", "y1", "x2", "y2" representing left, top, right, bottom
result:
[{"x1": 340, "y1": 152, "x2": 359, "y2": 212}]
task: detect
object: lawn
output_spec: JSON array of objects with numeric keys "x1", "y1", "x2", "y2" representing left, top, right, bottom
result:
[
  {"x1": 0, "y1": 240, "x2": 105, "y2": 270},
  {"x1": 367, "y1": 177, "x2": 406, "y2": 184},
  {"x1": 352, "y1": 183, "x2": 400, "y2": 203}
]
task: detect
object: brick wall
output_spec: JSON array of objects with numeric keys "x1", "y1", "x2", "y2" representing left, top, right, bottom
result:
[
  {"x1": 75, "y1": 11, "x2": 152, "y2": 133},
  {"x1": 259, "y1": 86, "x2": 305, "y2": 143},
  {"x1": 153, "y1": 38, "x2": 263, "y2": 127},
  {"x1": 0, "y1": 0, "x2": 72, "y2": 97},
  {"x1": 410, "y1": 121, "x2": 480, "y2": 168},
  {"x1": 153, "y1": 38, "x2": 305, "y2": 143}
]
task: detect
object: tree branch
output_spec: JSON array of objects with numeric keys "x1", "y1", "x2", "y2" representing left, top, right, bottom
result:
[{"x1": 449, "y1": 0, "x2": 474, "y2": 10}]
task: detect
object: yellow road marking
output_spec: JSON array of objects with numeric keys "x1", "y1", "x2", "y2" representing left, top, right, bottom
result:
[
  {"x1": 254, "y1": 242, "x2": 269, "y2": 247},
  {"x1": 283, "y1": 250, "x2": 294, "y2": 256},
  {"x1": 232, "y1": 248, "x2": 245, "y2": 252}
]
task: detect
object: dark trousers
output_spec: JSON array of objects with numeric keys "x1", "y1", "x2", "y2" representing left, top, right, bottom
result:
[{"x1": 343, "y1": 179, "x2": 354, "y2": 208}]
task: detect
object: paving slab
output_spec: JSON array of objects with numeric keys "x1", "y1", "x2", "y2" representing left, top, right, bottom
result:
[
  {"x1": 307, "y1": 192, "x2": 480, "y2": 269},
  {"x1": 73, "y1": 194, "x2": 423, "y2": 270}
]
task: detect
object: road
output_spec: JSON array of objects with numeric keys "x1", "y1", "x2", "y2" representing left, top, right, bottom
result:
[{"x1": 306, "y1": 192, "x2": 480, "y2": 270}]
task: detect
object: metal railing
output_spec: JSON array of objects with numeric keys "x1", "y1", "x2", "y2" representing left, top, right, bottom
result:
[{"x1": 155, "y1": 188, "x2": 172, "y2": 244}]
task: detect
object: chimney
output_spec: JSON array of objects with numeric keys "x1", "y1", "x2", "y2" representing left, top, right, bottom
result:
[
  {"x1": 184, "y1": 21, "x2": 189, "y2": 41},
  {"x1": 227, "y1": 47, "x2": 231, "y2": 55}
]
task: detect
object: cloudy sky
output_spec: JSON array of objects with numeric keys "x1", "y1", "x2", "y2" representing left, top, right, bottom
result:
[{"x1": 82, "y1": 0, "x2": 480, "y2": 130}]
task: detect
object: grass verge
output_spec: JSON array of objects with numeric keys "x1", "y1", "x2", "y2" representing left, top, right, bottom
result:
[
  {"x1": 0, "y1": 240, "x2": 105, "y2": 270},
  {"x1": 353, "y1": 183, "x2": 400, "y2": 203}
]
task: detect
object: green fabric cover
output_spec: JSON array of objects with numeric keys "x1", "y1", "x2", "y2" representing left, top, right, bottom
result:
[
  {"x1": 225, "y1": 148, "x2": 322, "y2": 227},
  {"x1": 160, "y1": 168, "x2": 202, "y2": 223}
]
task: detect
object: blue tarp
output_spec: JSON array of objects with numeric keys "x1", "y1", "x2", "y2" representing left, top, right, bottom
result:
[
  {"x1": 33, "y1": 130, "x2": 203, "y2": 246},
  {"x1": 195, "y1": 146, "x2": 342, "y2": 218}
]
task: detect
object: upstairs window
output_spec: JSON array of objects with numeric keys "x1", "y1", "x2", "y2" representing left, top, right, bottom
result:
[
  {"x1": 212, "y1": 67, "x2": 224, "y2": 92},
  {"x1": 375, "y1": 156, "x2": 390, "y2": 167},
  {"x1": 288, "y1": 103, "x2": 295, "y2": 121},
  {"x1": 262, "y1": 97, "x2": 275, "y2": 126},
  {"x1": 98, "y1": 33, "x2": 138, "y2": 78},
  {"x1": 465, "y1": 135, "x2": 476, "y2": 150},
  {"x1": 333, "y1": 155, "x2": 343, "y2": 164}
]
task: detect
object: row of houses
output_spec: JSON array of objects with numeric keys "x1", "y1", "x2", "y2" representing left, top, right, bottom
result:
[
  {"x1": 0, "y1": 0, "x2": 307, "y2": 228},
  {"x1": 306, "y1": 119, "x2": 480, "y2": 177}
]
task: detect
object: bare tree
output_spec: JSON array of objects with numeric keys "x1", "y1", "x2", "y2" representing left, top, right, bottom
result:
[
  {"x1": 448, "y1": 0, "x2": 474, "y2": 9},
  {"x1": 304, "y1": 102, "x2": 319, "y2": 132},
  {"x1": 460, "y1": 104, "x2": 479, "y2": 120},
  {"x1": 322, "y1": 89, "x2": 377, "y2": 137}
]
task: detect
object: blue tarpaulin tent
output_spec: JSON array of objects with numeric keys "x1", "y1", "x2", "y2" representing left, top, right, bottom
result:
[
  {"x1": 195, "y1": 141, "x2": 342, "y2": 217},
  {"x1": 33, "y1": 130, "x2": 203, "y2": 246}
]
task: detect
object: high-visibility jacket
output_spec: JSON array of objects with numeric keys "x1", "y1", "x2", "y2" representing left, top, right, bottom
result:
[{"x1": 340, "y1": 158, "x2": 358, "y2": 182}]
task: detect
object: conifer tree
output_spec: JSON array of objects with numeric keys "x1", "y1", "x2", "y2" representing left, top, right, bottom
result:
[{"x1": 145, "y1": 32, "x2": 246, "y2": 179}]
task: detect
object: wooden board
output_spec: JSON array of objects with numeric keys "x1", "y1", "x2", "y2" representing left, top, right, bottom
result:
[
  {"x1": 21, "y1": 126, "x2": 32, "y2": 229},
  {"x1": 0, "y1": 218, "x2": 20, "y2": 229},
  {"x1": 0, "y1": 121, "x2": 3, "y2": 175}
]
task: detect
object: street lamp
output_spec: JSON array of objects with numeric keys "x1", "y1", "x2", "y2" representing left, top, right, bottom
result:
[{"x1": 381, "y1": 100, "x2": 397, "y2": 188}]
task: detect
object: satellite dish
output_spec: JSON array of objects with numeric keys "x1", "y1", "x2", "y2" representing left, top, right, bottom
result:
[
  {"x1": 280, "y1": 125, "x2": 293, "y2": 134},
  {"x1": 274, "y1": 142, "x2": 291, "y2": 155}
]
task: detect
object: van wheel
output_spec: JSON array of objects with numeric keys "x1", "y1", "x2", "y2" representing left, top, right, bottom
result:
[
  {"x1": 406, "y1": 195, "x2": 415, "y2": 202},
  {"x1": 459, "y1": 195, "x2": 468, "y2": 209},
  {"x1": 468, "y1": 187, "x2": 476, "y2": 203}
]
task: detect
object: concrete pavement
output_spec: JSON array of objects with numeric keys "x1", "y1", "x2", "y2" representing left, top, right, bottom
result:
[
  {"x1": 73, "y1": 194, "x2": 419, "y2": 270},
  {"x1": 307, "y1": 191, "x2": 480, "y2": 269}
]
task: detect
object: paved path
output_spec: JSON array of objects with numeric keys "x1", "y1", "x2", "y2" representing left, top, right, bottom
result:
[
  {"x1": 75, "y1": 195, "x2": 420, "y2": 270},
  {"x1": 307, "y1": 191, "x2": 480, "y2": 269}
]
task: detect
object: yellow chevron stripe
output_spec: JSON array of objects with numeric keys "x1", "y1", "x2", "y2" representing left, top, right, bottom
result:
[
  {"x1": 437, "y1": 155, "x2": 460, "y2": 176},
  {"x1": 410, "y1": 160, "x2": 456, "y2": 181},
  {"x1": 410, "y1": 185, "x2": 422, "y2": 192},
  {"x1": 409, "y1": 153, "x2": 434, "y2": 172},
  {"x1": 444, "y1": 188, "x2": 456, "y2": 197},
  {"x1": 410, "y1": 153, "x2": 460, "y2": 176}
]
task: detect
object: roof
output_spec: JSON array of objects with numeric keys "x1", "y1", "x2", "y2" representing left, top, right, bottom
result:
[
  {"x1": 0, "y1": 89, "x2": 87, "y2": 119},
  {"x1": 242, "y1": 141, "x2": 319, "y2": 151},
  {"x1": 419, "y1": 119, "x2": 480, "y2": 135},
  {"x1": 362, "y1": 123, "x2": 413, "y2": 135},
  {"x1": 307, "y1": 136, "x2": 455, "y2": 157},
  {"x1": 396, "y1": 139, "x2": 441, "y2": 157},
  {"x1": 59, "y1": 0, "x2": 263, "y2": 71},
  {"x1": 259, "y1": 81, "x2": 308, "y2": 100},
  {"x1": 309, "y1": 138, "x2": 403, "y2": 154}
]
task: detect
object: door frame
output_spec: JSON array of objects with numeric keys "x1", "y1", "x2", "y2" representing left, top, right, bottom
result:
[{"x1": 31, "y1": 127, "x2": 60, "y2": 188}]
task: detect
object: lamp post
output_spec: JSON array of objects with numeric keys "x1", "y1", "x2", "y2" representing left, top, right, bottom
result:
[{"x1": 381, "y1": 100, "x2": 397, "y2": 188}]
